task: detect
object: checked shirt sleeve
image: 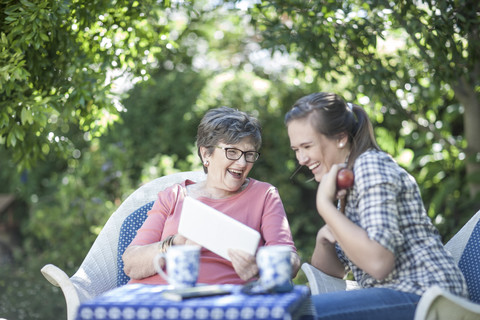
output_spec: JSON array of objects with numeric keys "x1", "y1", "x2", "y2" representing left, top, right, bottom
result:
[{"x1": 349, "y1": 151, "x2": 405, "y2": 254}]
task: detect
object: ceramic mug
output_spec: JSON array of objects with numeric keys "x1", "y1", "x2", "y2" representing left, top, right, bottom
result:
[
  {"x1": 256, "y1": 245, "x2": 293, "y2": 292},
  {"x1": 153, "y1": 245, "x2": 201, "y2": 288}
]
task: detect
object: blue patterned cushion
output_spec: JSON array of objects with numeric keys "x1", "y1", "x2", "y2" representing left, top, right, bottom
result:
[
  {"x1": 458, "y1": 219, "x2": 480, "y2": 303},
  {"x1": 116, "y1": 201, "x2": 154, "y2": 287}
]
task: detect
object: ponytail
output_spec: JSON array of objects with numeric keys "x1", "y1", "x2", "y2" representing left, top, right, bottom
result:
[{"x1": 347, "y1": 104, "x2": 379, "y2": 168}]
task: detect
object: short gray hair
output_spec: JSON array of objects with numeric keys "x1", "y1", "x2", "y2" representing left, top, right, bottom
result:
[{"x1": 197, "y1": 107, "x2": 262, "y2": 172}]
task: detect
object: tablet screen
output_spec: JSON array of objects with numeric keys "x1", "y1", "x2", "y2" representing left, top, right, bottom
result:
[{"x1": 178, "y1": 196, "x2": 261, "y2": 261}]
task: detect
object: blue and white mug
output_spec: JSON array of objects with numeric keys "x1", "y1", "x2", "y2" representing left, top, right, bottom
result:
[
  {"x1": 256, "y1": 245, "x2": 293, "y2": 292},
  {"x1": 154, "y1": 245, "x2": 200, "y2": 288}
]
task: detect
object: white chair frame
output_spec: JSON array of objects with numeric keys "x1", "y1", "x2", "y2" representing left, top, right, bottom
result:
[
  {"x1": 301, "y1": 209, "x2": 480, "y2": 320},
  {"x1": 41, "y1": 171, "x2": 206, "y2": 320}
]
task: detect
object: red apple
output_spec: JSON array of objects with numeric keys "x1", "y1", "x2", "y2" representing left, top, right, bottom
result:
[{"x1": 337, "y1": 168, "x2": 354, "y2": 190}]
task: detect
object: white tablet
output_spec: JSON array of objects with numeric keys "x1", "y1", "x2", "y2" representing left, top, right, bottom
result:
[{"x1": 178, "y1": 196, "x2": 261, "y2": 261}]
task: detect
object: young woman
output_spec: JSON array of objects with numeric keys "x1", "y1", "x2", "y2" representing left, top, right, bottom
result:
[{"x1": 285, "y1": 92, "x2": 467, "y2": 319}]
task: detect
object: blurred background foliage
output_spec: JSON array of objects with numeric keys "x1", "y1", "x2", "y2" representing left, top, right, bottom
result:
[{"x1": 0, "y1": 0, "x2": 479, "y2": 318}]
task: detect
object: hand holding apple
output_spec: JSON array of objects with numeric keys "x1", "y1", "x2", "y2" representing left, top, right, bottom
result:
[{"x1": 336, "y1": 168, "x2": 354, "y2": 190}]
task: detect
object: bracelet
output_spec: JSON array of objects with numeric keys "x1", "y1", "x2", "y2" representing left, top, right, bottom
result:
[{"x1": 159, "y1": 235, "x2": 176, "y2": 253}]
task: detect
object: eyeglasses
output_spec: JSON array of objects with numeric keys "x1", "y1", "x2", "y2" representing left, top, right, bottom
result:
[{"x1": 215, "y1": 146, "x2": 260, "y2": 163}]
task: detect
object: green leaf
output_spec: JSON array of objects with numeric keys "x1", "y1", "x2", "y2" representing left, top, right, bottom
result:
[
  {"x1": 7, "y1": 131, "x2": 17, "y2": 147},
  {"x1": 13, "y1": 126, "x2": 25, "y2": 142},
  {"x1": 20, "y1": 0, "x2": 35, "y2": 8},
  {"x1": 39, "y1": 33, "x2": 49, "y2": 41},
  {"x1": 20, "y1": 107, "x2": 34, "y2": 125}
]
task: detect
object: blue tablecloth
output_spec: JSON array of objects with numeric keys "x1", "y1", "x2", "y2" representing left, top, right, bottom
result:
[{"x1": 76, "y1": 284, "x2": 313, "y2": 320}]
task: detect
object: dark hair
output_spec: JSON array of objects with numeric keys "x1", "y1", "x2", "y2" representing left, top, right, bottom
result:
[
  {"x1": 197, "y1": 106, "x2": 262, "y2": 173},
  {"x1": 284, "y1": 92, "x2": 379, "y2": 168}
]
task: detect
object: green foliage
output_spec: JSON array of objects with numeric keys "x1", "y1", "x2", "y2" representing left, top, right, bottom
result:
[
  {"x1": 0, "y1": 0, "x2": 174, "y2": 169},
  {"x1": 102, "y1": 69, "x2": 208, "y2": 182},
  {"x1": 23, "y1": 139, "x2": 133, "y2": 268},
  {"x1": 0, "y1": 258, "x2": 66, "y2": 319}
]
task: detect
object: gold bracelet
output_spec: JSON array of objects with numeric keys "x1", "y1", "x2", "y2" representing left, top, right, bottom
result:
[{"x1": 160, "y1": 235, "x2": 176, "y2": 253}]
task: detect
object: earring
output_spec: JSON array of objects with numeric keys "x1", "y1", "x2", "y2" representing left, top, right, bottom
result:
[
  {"x1": 204, "y1": 160, "x2": 209, "y2": 166},
  {"x1": 339, "y1": 143, "x2": 344, "y2": 148}
]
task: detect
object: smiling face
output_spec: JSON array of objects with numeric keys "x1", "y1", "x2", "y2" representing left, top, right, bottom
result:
[
  {"x1": 201, "y1": 137, "x2": 256, "y2": 195},
  {"x1": 287, "y1": 117, "x2": 349, "y2": 182}
]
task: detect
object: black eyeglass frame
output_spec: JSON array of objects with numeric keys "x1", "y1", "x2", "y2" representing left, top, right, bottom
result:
[{"x1": 215, "y1": 146, "x2": 260, "y2": 163}]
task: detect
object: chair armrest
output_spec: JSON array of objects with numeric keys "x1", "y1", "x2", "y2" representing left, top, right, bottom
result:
[
  {"x1": 301, "y1": 263, "x2": 347, "y2": 295},
  {"x1": 301, "y1": 263, "x2": 359, "y2": 295},
  {"x1": 41, "y1": 264, "x2": 81, "y2": 320},
  {"x1": 414, "y1": 285, "x2": 480, "y2": 320}
]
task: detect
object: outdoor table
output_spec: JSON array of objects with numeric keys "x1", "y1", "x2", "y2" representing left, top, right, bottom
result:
[{"x1": 75, "y1": 283, "x2": 314, "y2": 320}]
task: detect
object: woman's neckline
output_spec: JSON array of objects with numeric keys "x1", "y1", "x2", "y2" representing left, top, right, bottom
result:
[{"x1": 185, "y1": 178, "x2": 251, "y2": 200}]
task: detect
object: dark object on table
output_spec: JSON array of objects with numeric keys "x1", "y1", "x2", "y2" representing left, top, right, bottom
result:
[{"x1": 161, "y1": 285, "x2": 233, "y2": 301}]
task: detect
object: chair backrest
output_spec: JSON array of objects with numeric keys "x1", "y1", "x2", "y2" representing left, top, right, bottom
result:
[
  {"x1": 70, "y1": 171, "x2": 206, "y2": 302},
  {"x1": 458, "y1": 215, "x2": 480, "y2": 303},
  {"x1": 116, "y1": 201, "x2": 154, "y2": 286},
  {"x1": 445, "y1": 209, "x2": 480, "y2": 303},
  {"x1": 445, "y1": 210, "x2": 480, "y2": 263}
]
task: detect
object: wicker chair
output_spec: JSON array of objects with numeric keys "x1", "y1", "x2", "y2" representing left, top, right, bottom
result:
[
  {"x1": 41, "y1": 171, "x2": 206, "y2": 320},
  {"x1": 301, "y1": 209, "x2": 480, "y2": 320}
]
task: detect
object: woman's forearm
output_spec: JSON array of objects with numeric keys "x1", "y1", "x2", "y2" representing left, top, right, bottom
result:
[
  {"x1": 319, "y1": 202, "x2": 395, "y2": 280},
  {"x1": 311, "y1": 228, "x2": 345, "y2": 278},
  {"x1": 122, "y1": 243, "x2": 162, "y2": 280}
]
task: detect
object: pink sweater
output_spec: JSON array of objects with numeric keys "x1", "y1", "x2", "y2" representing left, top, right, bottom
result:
[{"x1": 128, "y1": 178, "x2": 297, "y2": 285}]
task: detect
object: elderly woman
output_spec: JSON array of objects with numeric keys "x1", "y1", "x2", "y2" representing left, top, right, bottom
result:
[{"x1": 123, "y1": 106, "x2": 300, "y2": 285}]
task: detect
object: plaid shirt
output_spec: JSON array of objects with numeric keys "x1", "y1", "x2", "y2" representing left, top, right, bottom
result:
[{"x1": 335, "y1": 149, "x2": 468, "y2": 297}]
